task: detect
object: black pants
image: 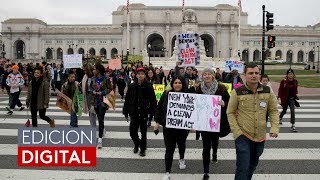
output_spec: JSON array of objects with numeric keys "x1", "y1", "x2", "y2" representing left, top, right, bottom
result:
[
  {"x1": 10, "y1": 91, "x2": 22, "y2": 109},
  {"x1": 279, "y1": 98, "x2": 295, "y2": 124},
  {"x1": 31, "y1": 108, "x2": 51, "y2": 127},
  {"x1": 201, "y1": 131, "x2": 219, "y2": 174},
  {"x1": 129, "y1": 116, "x2": 147, "y2": 151},
  {"x1": 55, "y1": 81, "x2": 62, "y2": 91},
  {"x1": 95, "y1": 106, "x2": 107, "y2": 138},
  {"x1": 118, "y1": 87, "x2": 125, "y2": 99},
  {"x1": 163, "y1": 127, "x2": 189, "y2": 173}
]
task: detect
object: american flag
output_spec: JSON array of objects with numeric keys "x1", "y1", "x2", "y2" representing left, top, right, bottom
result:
[
  {"x1": 238, "y1": 0, "x2": 242, "y2": 12},
  {"x1": 127, "y1": 0, "x2": 129, "y2": 14},
  {"x1": 182, "y1": 0, "x2": 185, "y2": 15}
]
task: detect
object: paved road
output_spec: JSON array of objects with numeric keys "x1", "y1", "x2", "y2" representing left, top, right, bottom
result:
[{"x1": 0, "y1": 94, "x2": 319, "y2": 180}]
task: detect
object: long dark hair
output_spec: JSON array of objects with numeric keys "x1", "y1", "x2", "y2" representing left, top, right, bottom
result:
[{"x1": 170, "y1": 76, "x2": 187, "y2": 93}]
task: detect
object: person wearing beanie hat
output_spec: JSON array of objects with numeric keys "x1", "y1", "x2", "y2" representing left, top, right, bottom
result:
[
  {"x1": 123, "y1": 65, "x2": 157, "y2": 157},
  {"x1": 194, "y1": 66, "x2": 230, "y2": 180},
  {"x1": 6, "y1": 64, "x2": 25, "y2": 115},
  {"x1": 278, "y1": 68, "x2": 299, "y2": 131}
]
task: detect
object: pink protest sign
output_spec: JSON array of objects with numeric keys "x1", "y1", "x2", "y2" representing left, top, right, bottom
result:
[
  {"x1": 233, "y1": 83, "x2": 242, "y2": 89},
  {"x1": 108, "y1": 58, "x2": 122, "y2": 70}
]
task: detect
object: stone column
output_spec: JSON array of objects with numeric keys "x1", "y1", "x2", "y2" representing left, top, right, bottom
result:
[
  {"x1": 216, "y1": 26, "x2": 221, "y2": 58},
  {"x1": 140, "y1": 25, "x2": 145, "y2": 53},
  {"x1": 165, "y1": 25, "x2": 170, "y2": 57}
]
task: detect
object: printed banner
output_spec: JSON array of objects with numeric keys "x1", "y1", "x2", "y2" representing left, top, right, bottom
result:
[
  {"x1": 224, "y1": 60, "x2": 244, "y2": 73},
  {"x1": 166, "y1": 92, "x2": 222, "y2": 132},
  {"x1": 108, "y1": 58, "x2": 122, "y2": 70},
  {"x1": 177, "y1": 33, "x2": 200, "y2": 67},
  {"x1": 153, "y1": 84, "x2": 165, "y2": 101},
  {"x1": 56, "y1": 90, "x2": 72, "y2": 114},
  {"x1": 63, "y1": 54, "x2": 83, "y2": 68}
]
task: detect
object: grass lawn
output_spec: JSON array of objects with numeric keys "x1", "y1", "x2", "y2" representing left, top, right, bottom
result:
[
  {"x1": 270, "y1": 77, "x2": 320, "y2": 88},
  {"x1": 265, "y1": 69, "x2": 318, "y2": 75}
]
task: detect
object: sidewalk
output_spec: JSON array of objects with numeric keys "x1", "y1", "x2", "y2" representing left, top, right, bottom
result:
[{"x1": 270, "y1": 81, "x2": 320, "y2": 97}]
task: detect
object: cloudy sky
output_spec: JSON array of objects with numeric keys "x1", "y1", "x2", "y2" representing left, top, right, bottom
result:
[{"x1": 0, "y1": 0, "x2": 319, "y2": 28}]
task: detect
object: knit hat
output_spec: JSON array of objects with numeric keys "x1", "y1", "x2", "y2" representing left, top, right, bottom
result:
[
  {"x1": 12, "y1": 65, "x2": 19, "y2": 70},
  {"x1": 287, "y1": 69, "x2": 295, "y2": 75},
  {"x1": 136, "y1": 67, "x2": 146, "y2": 74},
  {"x1": 202, "y1": 67, "x2": 215, "y2": 76}
]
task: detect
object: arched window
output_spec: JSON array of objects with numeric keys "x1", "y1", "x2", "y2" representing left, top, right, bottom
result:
[
  {"x1": 286, "y1": 50, "x2": 293, "y2": 63},
  {"x1": 200, "y1": 34, "x2": 214, "y2": 57},
  {"x1": 242, "y1": 50, "x2": 249, "y2": 63},
  {"x1": 45, "y1": 48, "x2": 53, "y2": 59},
  {"x1": 275, "y1": 50, "x2": 282, "y2": 60},
  {"x1": 78, "y1": 48, "x2": 85, "y2": 55},
  {"x1": 100, "y1": 48, "x2": 107, "y2": 57},
  {"x1": 253, "y1": 50, "x2": 260, "y2": 61},
  {"x1": 57, "y1": 48, "x2": 63, "y2": 60},
  {"x1": 67, "y1": 48, "x2": 74, "y2": 55},
  {"x1": 15, "y1": 40, "x2": 25, "y2": 59},
  {"x1": 111, "y1": 48, "x2": 118, "y2": 58},
  {"x1": 297, "y1": 50, "x2": 304, "y2": 62},
  {"x1": 89, "y1": 48, "x2": 96, "y2": 56},
  {"x1": 147, "y1": 33, "x2": 165, "y2": 57}
]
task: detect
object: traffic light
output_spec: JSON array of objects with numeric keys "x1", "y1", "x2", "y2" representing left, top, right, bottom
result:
[
  {"x1": 267, "y1": 35, "x2": 276, "y2": 49},
  {"x1": 266, "y1": 12, "x2": 274, "y2": 31}
]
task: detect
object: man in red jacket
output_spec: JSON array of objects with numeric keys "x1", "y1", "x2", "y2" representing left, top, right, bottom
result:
[{"x1": 277, "y1": 69, "x2": 298, "y2": 132}]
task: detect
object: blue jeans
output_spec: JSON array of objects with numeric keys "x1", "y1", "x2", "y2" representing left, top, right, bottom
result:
[
  {"x1": 70, "y1": 111, "x2": 78, "y2": 127},
  {"x1": 235, "y1": 135, "x2": 265, "y2": 180}
]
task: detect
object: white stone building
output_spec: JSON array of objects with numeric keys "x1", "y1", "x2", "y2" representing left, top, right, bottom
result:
[{"x1": 1, "y1": 3, "x2": 320, "y2": 66}]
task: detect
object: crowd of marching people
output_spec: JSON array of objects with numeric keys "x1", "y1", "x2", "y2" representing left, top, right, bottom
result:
[{"x1": 0, "y1": 60, "x2": 300, "y2": 180}]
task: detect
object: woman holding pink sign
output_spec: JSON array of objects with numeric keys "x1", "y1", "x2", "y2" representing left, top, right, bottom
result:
[{"x1": 194, "y1": 68, "x2": 230, "y2": 180}]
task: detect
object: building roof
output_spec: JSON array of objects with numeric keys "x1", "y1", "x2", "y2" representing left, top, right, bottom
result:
[{"x1": 3, "y1": 18, "x2": 47, "y2": 25}]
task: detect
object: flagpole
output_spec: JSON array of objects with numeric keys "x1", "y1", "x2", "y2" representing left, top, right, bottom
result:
[
  {"x1": 238, "y1": 0, "x2": 241, "y2": 59},
  {"x1": 182, "y1": 0, "x2": 185, "y2": 17},
  {"x1": 126, "y1": 0, "x2": 130, "y2": 56}
]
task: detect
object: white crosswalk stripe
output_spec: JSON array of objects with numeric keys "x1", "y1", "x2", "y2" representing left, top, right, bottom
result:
[{"x1": 0, "y1": 95, "x2": 319, "y2": 179}]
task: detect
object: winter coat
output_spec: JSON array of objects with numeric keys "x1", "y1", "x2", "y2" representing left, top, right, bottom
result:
[
  {"x1": 278, "y1": 78, "x2": 298, "y2": 107},
  {"x1": 26, "y1": 77, "x2": 50, "y2": 110},
  {"x1": 123, "y1": 80, "x2": 157, "y2": 118},
  {"x1": 89, "y1": 75, "x2": 112, "y2": 108}
]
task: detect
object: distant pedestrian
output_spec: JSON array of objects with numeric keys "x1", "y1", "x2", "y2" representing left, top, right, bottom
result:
[
  {"x1": 278, "y1": 69, "x2": 299, "y2": 132},
  {"x1": 6, "y1": 65, "x2": 25, "y2": 115}
]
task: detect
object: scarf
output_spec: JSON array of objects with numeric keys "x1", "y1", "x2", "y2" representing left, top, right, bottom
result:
[{"x1": 200, "y1": 80, "x2": 218, "y2": 95}]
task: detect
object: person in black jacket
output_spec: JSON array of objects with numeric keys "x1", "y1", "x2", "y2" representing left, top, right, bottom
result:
[
  {"x1": 154, "y1": 76, "x2": 189, "y2": 180},
  {"x1": 195, "y1": 68, "x2": 230, "y2": 180},
  {"x1": 123, "y1": 67, "x2": 157, "y2": 157}
]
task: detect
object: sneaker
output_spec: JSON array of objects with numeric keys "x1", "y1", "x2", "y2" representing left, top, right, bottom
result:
[
  {"x1": 202, "y1": 173, "x2": 209, "y2": 180},
  {"x1": 49, "y1": 119, "x2": 55, "y2": 128},
  {"x1": 19, "y1": 106, "x2": 25, "y2": 111},
  {"x1": 97, "y1": 138, "x2": 102, "y2": 149},
  {"x1": 162, "y1": 172, "x2": 170, "y2": 180},
  {"x1": 7, "y1": 110, "x2": 13, "y2": 115},
  {"x1": 179, "y1": 159, "x2": 186, "y2": 169},
  {"x1": 291, "y1": 125, "x2": 297, "y2": 132},
  {"x1": 133, "y1": 146, "x2": 139, "y2": 154},
  {"x1": 139, "y1": 150, "x2": 146, "y2": 157},
  {"x1": 279, "y1": 118, "x2": 282, "y2": 125}
]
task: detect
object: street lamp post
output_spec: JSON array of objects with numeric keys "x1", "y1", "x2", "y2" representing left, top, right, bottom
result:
[
  {"x1": 148, "y1": 44, "x2": 151, "y2": 66},
  {"x1": 133, "y1": 47, "x2": 135, "y2": 55},
  {"x1": 289, "y1": 50, "x2": 293, "y2": 69},
  {"x1": 313, "y1": 47, "x2": 316, "y2": 69},
  {"x1": 317, "y1": 46, "x2": 319, "y2": 73}
]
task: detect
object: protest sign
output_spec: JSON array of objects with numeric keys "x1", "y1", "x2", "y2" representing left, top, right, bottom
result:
[
  {"x1": 153, "y1": 84, "x2": 165, "y2": 101},
  {"x1": 108, "y1": 58, "x2": 122, "y2": 70},
  {"x1": 56, "y1": 90, "x2": 72, "y2": 114},
  {"x1": 224, "y1": 60, "x2": 244, "y2": 73},
  {"x1": 221, "y1": 83, "x2": 232, "y2": 95},
  {"x1": 166, "y1": 92, "x2": 222, "y2": 132},
  {"x1": 63, "y1": 54, "x2": 83, "y2": 68},
  {"x1": 177, "y1": 33, "x2": 200, "y2": 67},
  {"x1": 233, "y1": 83, "x2": 243, "y2": 89}
]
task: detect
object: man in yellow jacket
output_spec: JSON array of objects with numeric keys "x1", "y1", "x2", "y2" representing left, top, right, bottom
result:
[{"x1": 227, "y1": 63, "x2": 279, "y2": 180}]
